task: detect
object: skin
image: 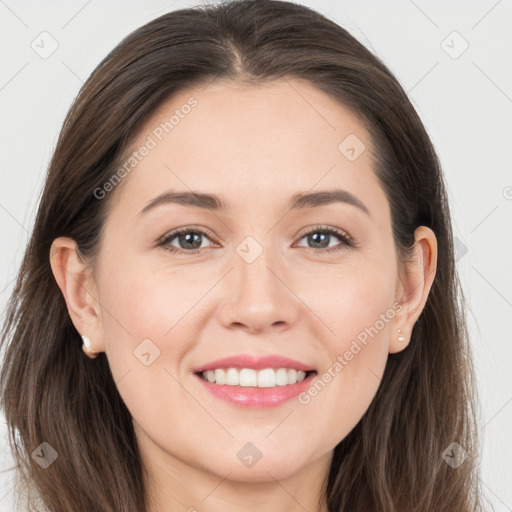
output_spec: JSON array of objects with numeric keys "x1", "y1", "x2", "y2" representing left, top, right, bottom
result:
[{"x1": 50, "y1": 78, "x2": 437, "y2": 512}]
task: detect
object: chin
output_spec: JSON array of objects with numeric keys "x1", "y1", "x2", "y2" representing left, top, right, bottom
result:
[{"x1": 200, "y1": 447, "x2": 316, "y2": 483}]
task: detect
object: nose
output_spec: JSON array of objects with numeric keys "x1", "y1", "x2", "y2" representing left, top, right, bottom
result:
[{"x1": 217, "y1": 241, "x2": 300, "y2": 334}]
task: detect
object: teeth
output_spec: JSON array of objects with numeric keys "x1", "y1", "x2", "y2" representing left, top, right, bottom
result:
[
  {"x1": 257, "y1": 368, "x2": 275, "y2": 388},
  {"x1": 200, "y1": 368, "x2": 309, "y2": 387},
  {"x1": 214, "y1": 369, "x2": 226, "y2": 385}
]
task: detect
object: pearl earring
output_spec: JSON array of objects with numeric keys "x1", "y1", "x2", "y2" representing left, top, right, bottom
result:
[
  {"x1": 81, "y1": 335, "x2": 99, "y2": 358},
  {"x1": 397, "y1": 329, "x2": 406, "y2": 342}
]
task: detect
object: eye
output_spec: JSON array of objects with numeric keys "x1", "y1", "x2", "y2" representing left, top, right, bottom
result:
[
  {"x1": 157, "y1": 226, "x2": 217, "y2": 255},
  {"x1": 157, "y1": 224, "x2": 354, "y2": 255},
  {"x1": 294, "y1": 225, "x2": 353, "y2": 253}
]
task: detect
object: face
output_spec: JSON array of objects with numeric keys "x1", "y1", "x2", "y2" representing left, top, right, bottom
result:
[{"x1": 86, "y1": 78, "x2": 407, "y2": 482}]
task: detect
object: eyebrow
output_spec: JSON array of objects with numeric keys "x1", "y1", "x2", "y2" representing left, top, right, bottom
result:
[{"x1": 138, "y1": 189, "x2": 370, "y2": 217}]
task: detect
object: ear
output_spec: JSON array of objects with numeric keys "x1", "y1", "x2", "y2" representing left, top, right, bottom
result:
[
  {"x1": 49, "y1": 237, "x2": 105, "y2": 356},
  {"x1": 390, "y1": 226, "x2": 438, "y2": 354}
]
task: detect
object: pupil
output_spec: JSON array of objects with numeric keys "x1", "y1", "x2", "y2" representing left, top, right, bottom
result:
[
  {"x1": 309, "y1": 232, "x2": 329, "y2": 248},
  {"x1": 180, "y1": 232, "x2": 202, "y2": 249}
]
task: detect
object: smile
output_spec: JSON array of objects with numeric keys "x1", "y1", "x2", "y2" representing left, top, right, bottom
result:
[
  {"x1": 198, "y1": 367, "x2": 315, "y2": 387},
  {"x1": 194, "y1": 368, "x2": 317, "y2": 408}
]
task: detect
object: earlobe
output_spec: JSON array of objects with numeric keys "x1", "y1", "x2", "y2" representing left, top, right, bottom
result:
[
  {"x1": 49, "y1": 237, "x2": 104, "y2": 354},
  {"x1": 390, "y1": 226, "x2": 438, "y2": 354}
]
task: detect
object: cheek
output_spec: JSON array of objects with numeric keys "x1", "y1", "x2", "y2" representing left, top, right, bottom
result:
[
  {"x1": 95, "y1": 265, "x2": 200, "y2": 436},
  {"x1": 301, "y1": 266, "x2": 396, "y2": 439},
  {"x1": 96, "y1": 258, "x2": 214, "y2": 403},
  {"x1": 298, "y1": 254, "x2": 397, "y2": 351},
  {"x1": 98, "y1": 255, "x2": 206, "y2": 345},
  {"x1": 327, "y1": 268, "x2": 396, "y2": 380}
]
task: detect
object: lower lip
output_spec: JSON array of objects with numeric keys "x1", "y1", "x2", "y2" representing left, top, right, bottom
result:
[{"x1": 194, "y1": 372, "x2": 317, "y2": 407}]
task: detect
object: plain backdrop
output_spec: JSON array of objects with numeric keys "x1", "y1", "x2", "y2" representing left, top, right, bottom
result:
[{"x1": 1, "y1": 1, "x2": 511, "y2": 510}]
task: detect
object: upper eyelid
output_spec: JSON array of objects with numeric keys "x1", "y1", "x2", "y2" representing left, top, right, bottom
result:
[
  {"x1": 158, "y1": 225, "x2": 217, "y2": 244},
  {"x1": 295, "y1": 225, "x2": 351, "y2": 242}
]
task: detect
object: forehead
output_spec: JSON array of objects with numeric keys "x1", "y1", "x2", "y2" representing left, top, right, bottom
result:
[{"x1": 109, "y1": 77, "x2": 386, "y2": 220}]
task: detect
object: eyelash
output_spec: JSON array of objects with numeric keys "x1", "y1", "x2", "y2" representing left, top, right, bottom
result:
[{"x1": 156, "y1": 225, "x2": 355, "y2": 255}]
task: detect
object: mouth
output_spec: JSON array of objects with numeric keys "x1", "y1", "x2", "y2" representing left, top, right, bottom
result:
[
  {"x1": 193, "y1": 366, "x2": 318, "y2": 408},
  {"x1": 192, "y1": 354, "x2": 317, "y2": 406}
]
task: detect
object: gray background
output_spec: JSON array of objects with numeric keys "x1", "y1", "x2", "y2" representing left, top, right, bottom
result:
[{"x1": 1, "y1": 0, "x2": 511, "y2": 510}]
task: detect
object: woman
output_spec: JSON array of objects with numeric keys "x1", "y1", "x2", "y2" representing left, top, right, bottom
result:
[{"x1": 0, "y1": 1, "x2": 487, "y2": 511}]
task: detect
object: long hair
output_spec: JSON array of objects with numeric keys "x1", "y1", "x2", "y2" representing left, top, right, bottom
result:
[{"x1": 0, "y1": 1, "x2": 488, "y2": 510}]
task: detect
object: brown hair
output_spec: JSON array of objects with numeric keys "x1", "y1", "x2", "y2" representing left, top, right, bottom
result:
[{"x1": 0, "y1": 1, "x2": 489, "y2": 510}]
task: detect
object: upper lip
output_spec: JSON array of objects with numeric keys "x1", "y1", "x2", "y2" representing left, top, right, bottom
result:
[{"x1": 193, "y1": 354, "x2": 316, "y2": 373}]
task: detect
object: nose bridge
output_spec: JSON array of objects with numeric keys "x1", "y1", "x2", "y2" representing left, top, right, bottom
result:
[
  {"x1": 237, "y1": 234, "x2": 278, "y2": 294},
  {"x1": 218, "y1": 232, "x2": 298, "y2": 332}
]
